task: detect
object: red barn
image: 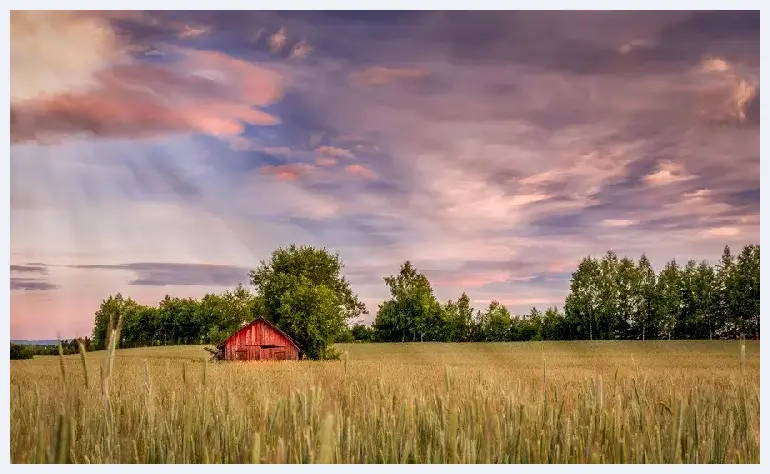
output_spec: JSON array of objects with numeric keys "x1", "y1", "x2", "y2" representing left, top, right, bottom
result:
[{"x1": 216, "y1": 317, "x2": 300, "y2": 361}]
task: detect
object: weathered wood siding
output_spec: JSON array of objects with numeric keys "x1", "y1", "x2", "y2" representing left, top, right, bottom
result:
[{"x1": 221, "y1": 319, "x2": 300, "y2": 361}]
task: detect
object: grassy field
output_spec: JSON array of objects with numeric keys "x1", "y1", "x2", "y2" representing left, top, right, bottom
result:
[{"x1": 10, "y1": 341, "x2": 760, "y2": 463}]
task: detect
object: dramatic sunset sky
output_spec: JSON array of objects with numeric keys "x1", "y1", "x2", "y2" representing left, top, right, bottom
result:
[{"x1": 10, "y1": 11, "x2": 759, "y2": 339}]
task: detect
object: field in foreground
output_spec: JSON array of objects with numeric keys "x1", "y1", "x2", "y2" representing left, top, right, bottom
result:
[{"x1": 10, "y1": 341, "x2": 759, "y2": 463}]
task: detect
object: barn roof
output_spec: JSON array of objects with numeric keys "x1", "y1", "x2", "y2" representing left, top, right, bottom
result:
[{"x1": 216, "y1": 317, "x2": 301, "y2": 352}]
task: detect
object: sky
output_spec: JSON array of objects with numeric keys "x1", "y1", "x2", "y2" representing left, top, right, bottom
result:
[{"x1": 10, "y1": 10, "x2": 760, "y2": 339}]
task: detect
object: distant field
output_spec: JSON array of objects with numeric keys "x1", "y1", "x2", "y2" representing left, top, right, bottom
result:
[{"x1": 11, "y1": 341, "x2": 760, "y2": 463}]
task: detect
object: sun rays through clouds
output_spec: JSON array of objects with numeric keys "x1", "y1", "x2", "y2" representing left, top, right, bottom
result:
[{"x1": 10, "y1": 10, "x2": 759, "y2": 339}]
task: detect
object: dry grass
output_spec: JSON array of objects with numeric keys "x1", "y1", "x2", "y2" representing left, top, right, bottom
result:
[{"x1": 10, "y1": 341, "x2": 759, "y2": 463}]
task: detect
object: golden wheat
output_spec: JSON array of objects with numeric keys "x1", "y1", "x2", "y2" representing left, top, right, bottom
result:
[{"x1": 10, "y1": 341, "x2": 760, "y2": 463}]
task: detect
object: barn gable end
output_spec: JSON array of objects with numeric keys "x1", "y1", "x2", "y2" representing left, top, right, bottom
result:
[{"x1": 217, "y1": 317, "x2": 300, "y2": 361}]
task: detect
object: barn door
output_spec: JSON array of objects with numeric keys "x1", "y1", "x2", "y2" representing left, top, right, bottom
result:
[{"x1": 235, "y1": 349, "x2": 248, "y2": 361}]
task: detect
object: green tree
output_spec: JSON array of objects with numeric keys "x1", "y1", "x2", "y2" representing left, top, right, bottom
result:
[
  {"x1": 440, "y1": 292, "x2": 475, "y2": 342},
  {"x1": 10, "y1": 343, "x2": 32, "y2": 360},
  {"x1": 540, "y1": 306, "x2": 566, "y2": 340},
  {"x1": 373, "y1": 261, "x2": 442, "y2": 342},
  {"x1": 733, "y1": 244, "x2": 760, "y2": 338},
  {"x1": 91, "y1": 294, "x2": 139, "y2": 350},
  {"x1": 715, "y1": 245, "x2": 736, "y2": 338},
  {"x1": 197, "y1": 287, "x2": 256, "y2": 345},
  {"x1": 564, "y1": 256, "x2": 601, "y2": 339},
  {"x1": 121, "y1": 304, "x2": 156, "y2": 348},
  {"x1": 634, "y1": 254, "x2": 658, "y2": 340},
  {"x1": 250, "y1": 245, "x2": 365, "y2": 359},
  {"x1": 454, "y1": 292, "x2": 475, "y2": 342},
  {"x1": 677, "y1": 260, "x2": 700, "y2": 339},
  {"x1": 596, "y1": 251, "x2": 621, "y2": 339},
  {"x1": 656, "y1": 259, "x2": 681, "y2": 340},
  {"x1": 615, "y1": 256, "x2": 639, "y2": 338},
  {"x1": 693, "y1": 261, "x2": 718, "y2": 339},
  {"x1": 510, "y1": 307, "x2": 542, "y2": 341},
  {"x1": 372, "y1": 300, "x2": 400, "y2": 342},
  {"x1": 156, "y1": 296, "x2": 201, "y2": 345},
  {"x1": 477, "y1": 301, "x2": 512, "y2": 341},
  {"x1": 350, "y1": 322, "x2": 375, "y2": 342}
]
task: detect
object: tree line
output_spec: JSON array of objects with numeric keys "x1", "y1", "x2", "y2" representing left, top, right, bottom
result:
[
  {"x1": 90, "y1": 285, "x2": 259, "y2": 351},
  {"x1": 77, "y1": 243, "x2": 759, "y2": 361},
  {"x1": 10, "y1": 339, "x2": 91, "y2": 360},
  {"x1": 90, "y1": 246, "x2": 363, "y2": 360},
  {"x1": 369, "y1": 244, "x2": 759, "y2": 343}
]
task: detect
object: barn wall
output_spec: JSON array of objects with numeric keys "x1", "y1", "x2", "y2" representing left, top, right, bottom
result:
[{"x1": 222, "y1": 320, "x2": 299, "y2": 361}]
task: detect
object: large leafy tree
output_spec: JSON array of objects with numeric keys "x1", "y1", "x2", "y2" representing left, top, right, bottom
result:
[
  {"x1": 157, "y1": 296, "x2": 201, "y2": 345},
  {"x1": 373, "y1": 261, "x2": 442, "y2": 342},
  {"x1": 91, "y1": 294, "x2": 141, "y2": 350},
  {"x1": 198, "y1": 285, "x2": 258, "y2": 345},
  {"x1": 564, "y1": 256, "x2": 601, "y2": 339},
  {"x1": 540, "y1": 306, "x2": 566, "y2": 340},
  {"x1": 477, "y1": 301, "x2": 513, "y2": 341},
  {"x1": 440, "y1": 292, "x2": 475, "y2": 342},
  {"x1": 250, "y1": 245, "x2": 365, "y2": 359},
  {"x1": 454, "y1": 293, "x2": 475, "y2": 342},
  {"x1": 510, "y1": 307, "x2": 542, "y2": 341}
]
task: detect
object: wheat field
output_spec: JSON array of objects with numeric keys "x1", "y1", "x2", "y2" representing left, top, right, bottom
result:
[{"x1": 10, "y1": 341, "x2": 760, "y2": 463}]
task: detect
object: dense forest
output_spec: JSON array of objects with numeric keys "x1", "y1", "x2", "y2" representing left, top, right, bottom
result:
[{"x1": 79, "y1": 244, "x2": 758, "y2": 356}]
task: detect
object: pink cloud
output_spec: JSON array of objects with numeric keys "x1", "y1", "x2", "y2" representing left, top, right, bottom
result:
[
  {"x1": 703, "y1": 227, "x2": 741, "y2": 237},
  {"x1": 602, "y1": 219, "x2": 638, "y2": 227},
  {"x1": 694, "y1": 57, "x2": 758, "y2": 124},
  {"x1": 547, "y1": 260, "x2": 578, "y2": 273},
  {"x1": 11, "y1": 11, "x2": 127, "y2": 105},
  {"x1": 268, "y1": 28, "x2": 288, "y2": 53},
  {"x1": 644, "y1": 161, "x2": 693, "y2": 186},
  {"x1": 179, "y1": 24, "x2": 210, "y2": 39},
  {"x1": 11, "y1": 47, "x2": 283, "y2": 144},
  {"x1": 290, "y1": 41, "x2": 313, "y2": 59},
  {"x1": 700, "y1": 58, "x2": 731, "y2": 74},
  {"x1": 315, "y1": 157, "x2": 337, "y2": 166},
  {"x1": 316, "y1": 146, "x2": 354, "y2": 159},
  {"x1": 345, "y1": 164, "x2": 377, "y2": 180},
  {"x1": 261, "y1": 164, "x2": 317, "y2": 181}
]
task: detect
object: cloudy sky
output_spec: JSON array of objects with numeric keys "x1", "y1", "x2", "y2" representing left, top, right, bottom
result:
[{"x1": 10, "y1": 11, "x2": 759, "y2": 339}]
